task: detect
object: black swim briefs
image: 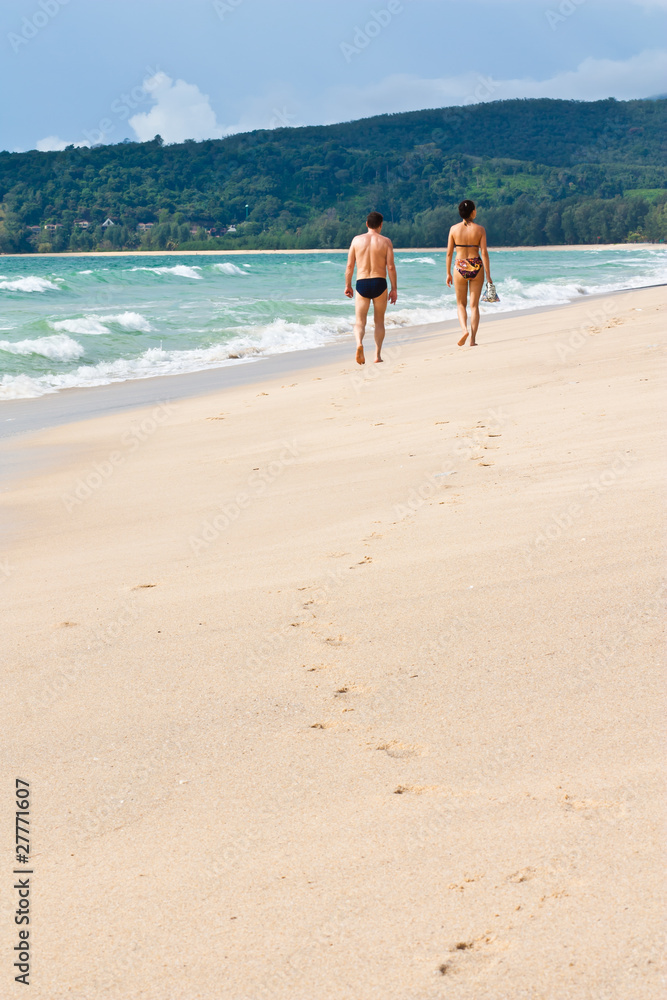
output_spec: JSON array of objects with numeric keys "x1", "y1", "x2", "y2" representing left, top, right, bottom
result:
[{"x1": 355, "y1": 277, "x2": 388, "y2": 299}]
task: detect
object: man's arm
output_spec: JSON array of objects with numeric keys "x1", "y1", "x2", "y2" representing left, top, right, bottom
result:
[
  {"x1": 344, "y1": 241, "x2": 356, "y2": 298},
  {"x1": 386, "y1": 239, "x2": 397, "y2": 304}
]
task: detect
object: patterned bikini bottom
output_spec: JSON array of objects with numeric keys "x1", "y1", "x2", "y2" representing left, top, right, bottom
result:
[{"x1": 455, "y1": 257, "x2": 483, "y2": 280}]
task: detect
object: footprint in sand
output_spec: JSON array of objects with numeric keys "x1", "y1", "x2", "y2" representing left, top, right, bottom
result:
[
  {"x1": 506, "y1": 867, "x2": 536, "y2": 884},
  {"x1": 132, "y1": 583, "x2": 156, "y2": 590},
  {"x1": 324, "y1": 635, "x2": 352, "y2": 647},
  {"x1": 377, "y1": 740, "x2": 426, "y2": 759},
  {"x1": 394, "y1": 784, "x2": 438, "y2": 795},
  {"x1": 57, "y1": 621, "x2": 77, "y2": 628},
  {"x1": 333, "y1": 684, "x2": 368, "y2": 697}
]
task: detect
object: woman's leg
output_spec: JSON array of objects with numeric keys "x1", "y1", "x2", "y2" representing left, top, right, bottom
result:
[
  {"x1": 453, "y1": 271, "x2": 469, "y2": 345},
  {"x1": 468, "y1": 269, "x2": 485, "y2": 346}
]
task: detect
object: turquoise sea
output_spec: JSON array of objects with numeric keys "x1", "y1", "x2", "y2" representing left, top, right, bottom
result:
[{"x1": 0, "y1": 247, "x2": 665, "y2": 399}]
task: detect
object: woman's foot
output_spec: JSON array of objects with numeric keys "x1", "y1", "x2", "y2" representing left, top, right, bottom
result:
[
  {"x1": 356, "y1": 345, "x2": 365, "y2": 365},
  {"x1": 457, "y1": 332, "x2": 469, "y2": 346}
]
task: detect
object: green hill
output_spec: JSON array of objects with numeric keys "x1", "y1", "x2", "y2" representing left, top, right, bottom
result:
[{"x1": 1, "y1": 97, "x2": 665, "y2": 253}]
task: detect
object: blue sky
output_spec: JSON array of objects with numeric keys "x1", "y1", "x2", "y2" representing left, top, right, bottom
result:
[{"x1": 1, "y1": 0, "x2": 666, "y2": 152}]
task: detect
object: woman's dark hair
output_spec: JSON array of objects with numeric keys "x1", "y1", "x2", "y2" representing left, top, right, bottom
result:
[
  {"x1": 366, "y1": 211, "x2": 383, "y2": 229},
  {"x1": 458, "y1": 199, "x2": 476, "y2": 221}
]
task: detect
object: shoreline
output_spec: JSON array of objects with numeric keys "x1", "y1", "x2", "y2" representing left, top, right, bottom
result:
[
  {"x1": 1, "y1": 243, "x2": 664, "y2": 259},
  {"x1": 2, "y1": 282, "x2": 664, "y2": 446}
]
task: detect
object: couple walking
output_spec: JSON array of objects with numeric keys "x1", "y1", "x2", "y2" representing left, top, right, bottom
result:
[{"x1": 345, "y1": 200, "x2": 492, "y2": 363}]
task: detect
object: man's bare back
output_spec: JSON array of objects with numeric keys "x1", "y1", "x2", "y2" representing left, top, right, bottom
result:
[
  {"x1": 344, "y1": 213, "x2": 398, "y2": 365},
  {"x1": 349, "y1": 230, "x2": 394, "y2": 279}
]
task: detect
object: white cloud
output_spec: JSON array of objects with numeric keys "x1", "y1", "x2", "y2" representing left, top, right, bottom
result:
[
  {"x1": 129, "y1": 72, "x2": 226, "y2": 143},
  {"x1": 316, "y1": 49, "x2": 667, "y2": 124},
  {"x1": 35, "y1": 135, "x2": 91, "y2": 152}
]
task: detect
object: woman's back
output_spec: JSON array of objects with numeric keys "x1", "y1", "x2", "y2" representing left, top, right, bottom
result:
[{"x1": 451, "y1": 220, "x2": 485, "y2": 256}]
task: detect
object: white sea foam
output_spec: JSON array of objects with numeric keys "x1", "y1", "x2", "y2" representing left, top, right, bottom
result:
[
  {"x1": 0, "y1": 333, "x2": 84, "y2": 361},
  {"x1": 0, "y1": 374, "x2": 56, "y2": 399},
  {"x1": 213, "y1": 262, "x2": 248, "y2": 276},
  {"x1": 224, "y1": 316, "x2": 348, "y2": 357},
  {"x1": 0, "y1": 276, "x2": 61, "y2": 292},
  {"x1": 400, "y1": 257, "x2": 437, "y2": 264},
  {"x1": 0, "y1": 316, "x2": 350, "y2": 398},
  {"x1": 48, "y1": 311, "x2": 153, "y2": 335},
  {"x1": 131, "y1": 264, "x2": 203, "y2": 279},
  {"x1": 97, "y1": 311, "x2": 153, "y2": 332},
  {"x1": 50, "y1": 317, "x2": 110, "y2": 336},
  {"x1": 78, "y1": 269, "x2": 94, "y2": 274}
]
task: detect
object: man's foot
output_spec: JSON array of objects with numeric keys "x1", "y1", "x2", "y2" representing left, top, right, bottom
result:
[
  {"x1": 374, "y1": 357, "x2": 383, "y2": 364},
  {"x1": 470, "y1": 339, "x2": 477, "y2": 347},
  {"x1": 356, "y1": 345, "x2": 365, "y2": 365},
  {"x1": 457, "y1": 332, "x2": 469, "y2": 347}
]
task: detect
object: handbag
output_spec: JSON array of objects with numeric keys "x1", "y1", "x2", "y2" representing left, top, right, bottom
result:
[{"x1": 481, "y1": 281, "x2": 500, "y2": 303}]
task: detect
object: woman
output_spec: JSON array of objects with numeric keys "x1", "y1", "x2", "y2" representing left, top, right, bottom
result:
[{"x1": 446, "y1": 199, "x2": 492, "y2": 347}]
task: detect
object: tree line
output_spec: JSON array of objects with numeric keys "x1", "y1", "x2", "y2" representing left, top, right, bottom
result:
[{"x1": 0, "y1": 97, "x2": 665, "y2": 253}]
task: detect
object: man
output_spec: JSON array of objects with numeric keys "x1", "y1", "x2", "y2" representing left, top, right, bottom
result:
[{"x1": 345, "y1": 211, "x2": 398, "y2": 364}]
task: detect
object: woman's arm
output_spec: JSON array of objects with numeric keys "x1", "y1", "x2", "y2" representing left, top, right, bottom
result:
[
  {"x1": 446, "y1": 229, "x2": 455, "y2": 287},
  {"x1": 479, "y1": 228, "x2": 491, "y2": 283}
]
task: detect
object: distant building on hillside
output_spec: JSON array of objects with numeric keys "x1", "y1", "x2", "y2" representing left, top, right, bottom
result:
[
  {"x1": 27, "y1": 226, "x2": 41, "y2": 233},
  {"x1": 44, "y1": 224, "x2": 61, "y2": 232},
  {"x1": 101, "y1": 218, "x2": 115, "y2": 227},
  {"x1": 226, "y1": 225, "x2": 236, "y2": 233},
  {"x1": 74, "y1": 220, "x2": 90, "y2": 229},
  {"x1": 138, "y1": 222, "x2": 154, "y2": 232}
]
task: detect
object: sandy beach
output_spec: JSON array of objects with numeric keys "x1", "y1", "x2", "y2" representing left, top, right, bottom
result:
[{"x1": 1, "y1": 285, "x2": 664, "y2": 998}]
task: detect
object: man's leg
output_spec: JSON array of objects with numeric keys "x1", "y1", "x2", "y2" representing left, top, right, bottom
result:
[
  {"x1": 354, "y1": 292, "x2": 372, "y2": 364},
  {"x1": 468, "y1": 270, "x2": 485, "y2": 346},
  {"x1": 371, "y1": 290, "x2": 388, "y2": 362},
  {"x1": 453, "y1": 272, "x2": 469, "y2": 345}
]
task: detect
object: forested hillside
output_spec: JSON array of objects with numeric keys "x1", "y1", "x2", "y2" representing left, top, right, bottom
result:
[{"x1": 0, "y1": 97, "x2": 665, "y2": 252}]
